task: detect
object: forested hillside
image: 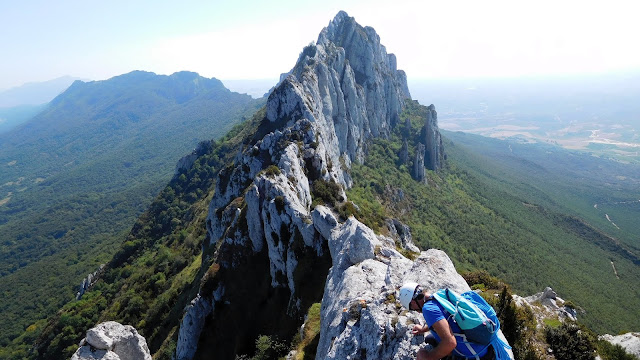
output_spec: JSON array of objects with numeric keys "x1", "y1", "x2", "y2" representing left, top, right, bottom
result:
[
  {"x1": 0, "y1": 105, "x2": 46, "y2": 133},
  {"x1": 443, "y1": 130, "x2": 640, "y2": 252},
  {"x1": 0, "y1": 107, "x2": 266, "y2": 360},
  {"x1": 0, "y1": 71, "x2": 263, "y2": 347},
  {"x1": 346, "y1": 102, "x2": 639, "y2": 334}
]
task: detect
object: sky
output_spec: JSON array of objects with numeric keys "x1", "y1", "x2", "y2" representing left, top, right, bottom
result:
[{"x1": 1, "y1": 0, "x2": 640, "y2": 90}]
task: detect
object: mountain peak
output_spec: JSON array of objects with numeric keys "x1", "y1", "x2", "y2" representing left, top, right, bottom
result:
[
  {"x1": 169, "y1": 11, "x2": 446, "y2": 359},
  {"x1": 267, "y1": 11, "x2": 414, "y2": 175}
]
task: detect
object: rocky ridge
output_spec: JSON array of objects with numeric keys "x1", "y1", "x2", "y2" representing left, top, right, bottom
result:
[
  {"x1": 512, "y1": 286, "x2": 578, "y2": 328},
  {"x1": 171, "y1": 11, "x2": 445, "y2": 359},
  {"x1": 310, "y1": 208, "x2": 512, "y2": 359}
]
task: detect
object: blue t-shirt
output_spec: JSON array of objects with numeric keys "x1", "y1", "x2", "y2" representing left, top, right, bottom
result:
[{"x1": 422, "y1": 299, "x2": 489, "y2": 358}]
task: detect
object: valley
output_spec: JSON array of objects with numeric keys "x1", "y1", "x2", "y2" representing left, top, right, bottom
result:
[{"x1": 410, "y1": 74, "x2": 640, "y2": 164}]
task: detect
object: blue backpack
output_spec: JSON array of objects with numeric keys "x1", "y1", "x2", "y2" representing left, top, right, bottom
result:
[{"x1": 431, "y1": 288, "x2": 513, "y2": 359}]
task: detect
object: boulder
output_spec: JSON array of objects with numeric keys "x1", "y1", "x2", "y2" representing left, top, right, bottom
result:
[
  {"x1": 71, "y1": 322, "x2": 151, "y2": 360},
  {"x1": 600, "y1": 333, "x2": 640, "y2": 358},
  {"x1": 514, "y1": 286, "x2": 578, "y2": 328}
]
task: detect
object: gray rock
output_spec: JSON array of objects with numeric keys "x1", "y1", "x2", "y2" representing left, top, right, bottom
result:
[
  {"x1": 413, "y1": 143, "x2": 426, "y2": 183},
  {"x1": 71, "y1": 322, "x2": 151, "y2": 360},
  {"x1": 398, "y1": 139, "x2": 409, "y2": 165},
  {"x1": 515, "y1": 287, "x2": 578, "y2": 327},
  {"x1": 76, "y1": 264, "x2": 105, "y2": 300},
  {"x1": 542, "y1": 286, "x2": 557, "y2": 300},
  {"x1": 423, "y1": 105, "x2": 444, "y2": 171},
  {"x1": 387, "y1": 219, "x2": 420, "y2": 253},
  {"x1": 175, "y1": 294, "x2": 215, "y2": 360},
  {"x1": 175, "y1": 140, "x2": 212, "y2": 175},
  {"x1": 72, "y1": 347, "x2": 120, "y2": 360},
  {"x1": 312, "y1": 211, "x2": 513, "y2": 359},
  {"x1": 600, "y1": 333, "x2": 640, "y2": 358},
  {"x1": 308, "y1": 209, "x2": 508, "y2": 359}
]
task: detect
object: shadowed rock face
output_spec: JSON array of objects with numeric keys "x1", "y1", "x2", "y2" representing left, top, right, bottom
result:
[
  {"x1": 423, "y1": 104, "x2": 443, "y2": 171},
  {"x1": 173, "y1": 11, "x2": 447, "y2": 360}
]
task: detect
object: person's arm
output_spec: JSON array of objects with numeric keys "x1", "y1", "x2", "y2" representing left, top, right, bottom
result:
[{"x1": 424, "y1": 319, "x2": 456, "y2": 360}]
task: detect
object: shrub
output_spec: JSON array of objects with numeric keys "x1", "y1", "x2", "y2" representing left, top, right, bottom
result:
[
  {"x1": 292, "y1": 303, "x2": 322, "y2": 360},
  {"x1": 545, "y1": 322, "x2": 596, "y2": 360},
  {"x1": 337, "y1": 201, "x2": 358, "y2": 220},
  {"x1": 462, "y1": 270, "x2": 505, "y2": 290},
  {"x1": 596, "y1": 339, "x2": 637, "y2": 360},
  {"x1": 482, "y1": 286, "x2": 541, "y2": 360},
  {"x1": 264, "y1": 165, "x2": 281, "y2": 177},
  {"x1": 311, "y1": 179, "x2": 342, "y2": 207},
  {"x1": 242, "y1": 335, "x2": 288, "y2": 360},
  {"x1": 563, "y1": 300, "x2": 577, "y2": 310}
]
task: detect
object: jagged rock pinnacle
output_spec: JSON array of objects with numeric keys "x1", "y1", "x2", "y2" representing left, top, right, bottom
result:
[{"x1": 174, "y1": 11, "x2": 448, "y2": 360}]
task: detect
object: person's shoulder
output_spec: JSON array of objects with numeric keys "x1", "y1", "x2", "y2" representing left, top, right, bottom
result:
[{"x1": 422, "y1": 298, "x2": 446, "y2": 326}]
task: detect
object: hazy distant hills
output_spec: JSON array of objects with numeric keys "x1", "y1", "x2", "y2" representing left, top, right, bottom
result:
[
  {"x1": 0, "y1": 76, "x2": 81, "y2": 108},
  {"x1": 410, "y1": 73, "x2": 640, "y2": 163},
  {"x1": 444, "y1": 130, "x2": 640, "y2": 252},
  {"x1": 0, "y1": 71, "x2": 263, "y2": 344},
  {"x1": 0, "y1": 76, "x2": 82, "y2": 133},
  {"x1": 0, "y1": 104, "x2": 46, "y2": 134}
]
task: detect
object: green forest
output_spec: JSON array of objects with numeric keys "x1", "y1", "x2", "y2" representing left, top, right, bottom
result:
[
  {"x1": 0, "y1": 107, "x2": 267, "y2": 360},
  {"x1": 0, "y1": 71, "x2": 263, "y2": 348}
]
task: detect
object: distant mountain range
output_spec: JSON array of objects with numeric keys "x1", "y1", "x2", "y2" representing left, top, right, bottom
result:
[
  {"x1": 0, "y1": 71, "x2": 263, "y2": 346},
  {"x1": 0, "y1": 76, "x2": 84, "y2": 133},
  {"x1": 0, "y1": 76, "x2": 82, "y2": 108}
]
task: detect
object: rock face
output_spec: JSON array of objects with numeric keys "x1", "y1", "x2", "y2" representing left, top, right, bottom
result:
[
  {"x1": 75, "y1": 264, "x2": 105, "y2": 300},
  {"x1": 422, "y1": 105, "x2": 443, "y2": 171},
  {"x1": 174, "y1": 287, "x2": 225, "y2": 360},
  {"x1": 174, "y1": 11, "x2": 446, "y2": 359},
  {"x1": 71, "y1": 322, "x2": 151, "y2": 360},
  {"x1": 387, "y1": 219, "x2": 419, "y2": 253},
  {"x1": 413, "y1": 143, "x2": 426, "y2": 182},
  {"x1": 313, "y1": 209, "x2": 512, "y2": 359},
  {"x1": 512, "y1": 286, "x2": 578, "y2": 328},
  {"x1": 600, "y1": 333, "x2": 640, "y2": 358},
  {"x1": 314, "y1": 209, "x2": 465, "y2": 359},
  {"x1": 175, "y1": 140, "x2": 212, "y2": 175}
]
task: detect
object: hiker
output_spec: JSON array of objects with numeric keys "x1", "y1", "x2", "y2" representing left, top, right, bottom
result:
[{"x1": 400, "y1": 282, "x2": 498, "y2": 360}]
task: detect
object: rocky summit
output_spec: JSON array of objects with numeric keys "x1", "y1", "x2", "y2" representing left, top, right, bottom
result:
[{"x1": 169, "y1": 11, "x2": 450, "y2": 360}]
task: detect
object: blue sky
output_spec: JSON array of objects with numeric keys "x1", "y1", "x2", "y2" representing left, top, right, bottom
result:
[{"x1": 1, "y1": 0, "x2": 639, "y2": 90}]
